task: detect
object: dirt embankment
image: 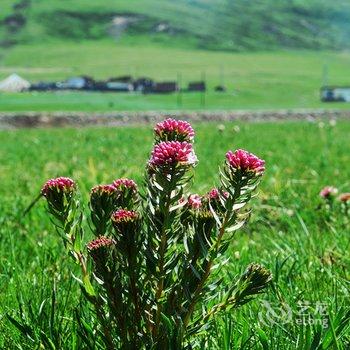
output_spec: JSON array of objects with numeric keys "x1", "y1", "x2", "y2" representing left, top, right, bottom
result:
[{"x1": 0, "y1": 109, "x2": 349, "y2": 129}]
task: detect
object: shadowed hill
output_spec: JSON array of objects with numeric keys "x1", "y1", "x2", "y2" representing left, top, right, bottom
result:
[{"x1": 1, "y1": 0, "x2": 350, "y2": 51}]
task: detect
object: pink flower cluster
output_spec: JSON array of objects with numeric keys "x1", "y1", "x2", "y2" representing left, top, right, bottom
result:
[
  {"x1": 319, "y1": 186, "x2": 338, "y2": 199},
  {"x1": 207, "y1": 188, "x2": 229, "y2": 200},
  {"x1": 41, "y1": 177, "x2": 76, "y2": 196},
  {"x1": 320, "y1": 186, "x2": 350, "y2": 203},
  {"x1": 226, "y1": 149, "x2": 265, "y2": 175},
  {"x1": 87, "y1": 236, "x2": 115, "y2": 251},
  {"x1": 113, "y1": 178, "x2": 138, "y2": 192},
  {"x1": 154, "y1": 118, "x2": 195, "y2": 142},
  {"x1": 183, "y1": 189, "x2": 230, "y2": 210},
  {"x1": 90, "y1": 178, "x2": 137, "y2": 197},
  {"x1": 149, "y1": 141, "x2": 197, "y2": 167},
  {"x1": 111, "y1": 209, "x2": 139, "y2": 223},
  {"x1": 188, "y1": 194, "x2": 202, "y2": 209}
]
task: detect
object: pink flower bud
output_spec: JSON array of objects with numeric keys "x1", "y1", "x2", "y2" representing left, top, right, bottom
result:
[
  {"x1": 207, "y1": 188, "x2": 229, "y2": 200},
  {"x1": 149, "y1": 141, "x2": 197, "y2": 168},
  {"x1": 188, "y1": 194, "x2": 202, "y2": 209},
  {"x1": 154, "y1": 118, "x2": 195, "y2": 142},
  {"x1": 208, "y1": 188, "x2": 219, "y2": 199},
  {"x1": 338, "y1": 192, "x2": 350, "y2": 202},
  {"x1": 226, "y1": 149, "x2": 265, "y2": 175},
  {"x1": 87, "y1": 236, "x2": 115, "y2": 252},
  {"x1": 41, "y1": 177, "x2": 76, "y2": 197},
  {"x1": 112, "y1": 178, "x2": 138, "y2": 192},
  {"x1": 111, "y1": 209, "x2": 139, "y2": 224},
  {"x1": 91, "y1": 184, "x2": 118, "y2": 196},
  {"x1": 87, "y1": 236, "x2": 115, "y2": 264},
  {"x1": 320, "y1": 186, "x2": 338, "y2": 199}
]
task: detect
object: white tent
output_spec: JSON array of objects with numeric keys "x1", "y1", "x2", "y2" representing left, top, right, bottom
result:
[{"x1": 0, "y1": 73, "x2": 30, "y2": 92}]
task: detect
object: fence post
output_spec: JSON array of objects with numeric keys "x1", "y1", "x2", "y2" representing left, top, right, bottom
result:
[
  {"x1": 177, "y1": 72, "x2": 182, "y2": 108},
  {"x1": 200, "y1": 71, "x2": 206, "y2": 108}
]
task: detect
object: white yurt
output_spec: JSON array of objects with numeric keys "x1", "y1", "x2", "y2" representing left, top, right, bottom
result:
[{"x1": 0, "y1": 73, "x2": 30, "y2": 92}]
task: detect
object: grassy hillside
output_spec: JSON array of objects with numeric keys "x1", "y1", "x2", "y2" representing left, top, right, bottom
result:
[{"x1": 1, "y1": 0, "x2": 350, "y2": 51}]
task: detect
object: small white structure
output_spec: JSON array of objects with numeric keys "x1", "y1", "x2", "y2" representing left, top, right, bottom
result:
[
  {"x1": 106, "y1": 81, "x2": 134, "y2": 92},
  {"x1": 332, "y1": 88, "x2": 350, "y2": 102},
  {"x1": 321, "y1": 86, "x2": 350, "y2": 102},
  {"x1": 57, "y1": 77, "x2": 86, "y2": 90},
  {"x1": 0, "y1": 73, "x2": 30, "y2": 92}
]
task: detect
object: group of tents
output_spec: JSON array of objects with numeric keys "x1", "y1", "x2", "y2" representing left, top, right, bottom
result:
[{"x1": 0, "y1": 74, "x2": 30, "y2": 92}]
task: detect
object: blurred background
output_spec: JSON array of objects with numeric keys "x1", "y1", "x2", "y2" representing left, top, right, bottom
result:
[{"x1": 1, "y1": 0, "x2": 350, "y2": 111}]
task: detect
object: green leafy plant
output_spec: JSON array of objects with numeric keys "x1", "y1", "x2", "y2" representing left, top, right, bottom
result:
[{"x1": 38, "y1": 119, "x2": 271, "y2": 349}]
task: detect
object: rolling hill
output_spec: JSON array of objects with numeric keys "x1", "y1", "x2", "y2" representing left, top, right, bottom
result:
[{"x1": 1, "y1": 0, "x2": 350, "y2": 51}]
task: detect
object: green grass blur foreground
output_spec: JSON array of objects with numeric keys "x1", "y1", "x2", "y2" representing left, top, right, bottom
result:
[
  {"x1": 1, "y1": 44, "x2": 350, "y2": 111},
  {"x1": 0, "y1": 120, "x2": 349, "y2": 348}
]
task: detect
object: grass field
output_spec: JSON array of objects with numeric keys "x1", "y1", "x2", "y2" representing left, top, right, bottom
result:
[
  {"x1": 1, "y1": 43, "x2": 350, "y2": 111},
  {"x1": 0, "y1": 120, "x2": 349, "y2": 348}
]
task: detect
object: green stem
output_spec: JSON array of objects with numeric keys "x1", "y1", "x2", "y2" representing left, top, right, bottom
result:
[
  {"x1": 127, "y1": 245, "x2": 142, "y2": 343},
  {"x1": 23, "y1": 193, "x2": 42, "y2": 216},
  {"x1": 94, "y1": 297, "x2": 115, "y2": 350},
  {"x1": 153, "y1": 169, "x2": 176, "y2": 337},
  {"x1": 182, "y1": 180, "x2": 242, "y2": 327},
  {"x1": 182, "y1": 214, "x2": 229, "y2": 327}
]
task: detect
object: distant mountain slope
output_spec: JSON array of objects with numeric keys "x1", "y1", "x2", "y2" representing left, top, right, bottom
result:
[{"x1": 1, "y1": 0, "x2": 350, "y2": 51}]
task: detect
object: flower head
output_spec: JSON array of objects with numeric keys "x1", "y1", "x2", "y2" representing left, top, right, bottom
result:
[
  {"x1": 111, "y1": 209, "x2": 139, "y2": 224},
  {"x1": 90, "y1": 184, "x2": 120, "y2": 235},
  {"x1": 111, "y1": 178, "x2": 138, "y2": 209},
  {"x1": 154, "y1": 118, "x2": 195, "y2": 142},
  {"x1": 208, "y1": 188, "x2": 219, "y2": 199},
  {"x1": 149, "y1": 141, "x2": 197, "y2": 168},
  {"x1": 87, "y1": 236, "x2": 115, "y2": 252},
  {"x1": 320, "y1": 186, "x2": 338, "y2": 199},
  {"x1": 226, "y1": 149, "x2": 265, "y2": 176},
  {"x1": 238, "y1": 263, "x2": 272, "y2": 296},
  {"x1": 338, "y1": 192, "x2": 350, "y2": 203},
  {"x1": 188, "y1": 194, "x2": 202, "y2": 209},
  {"x1": 111, "y1": 209, "x2": 140, "y2": 238},
  {"x1": 41, "y1": 177, "x2": 76, "y2": 197},
  {"x1": 91, "y1": 184, "x2": 118, "y2": 196},
  {"x1": 41, "y1": 177, "x2": 76, "y2": 217},
  {"x1": 113, "y1": 178, "x2": 138, "y2": 192},
  {"x1": 87, "y1": 236, "x2": 115, "y2": 264}
]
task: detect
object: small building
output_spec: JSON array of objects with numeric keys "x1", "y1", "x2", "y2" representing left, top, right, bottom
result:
[
  {"x1": 56, "y1": 76, "x2": 94, "y2": 90},
  {"x1": 321, "y1": 86, "x2": 350, "y2": 102},
  {"x1": 134, "y1": 77, "x2": 154, "y2": 92},
  {"x1": 215, "y1": 85, "x2": 226, "y2": 92},
  {"x1": 106, "y1": 81, "x2": 134, "y2": 92},
  {"x1": 188, "y1": 81, "x2": 206, "y2": 92},
  {"x1": 30, "y1": 81, "x2": 57, "y2": 91},
  {"x1": 150, "y1": 81, "x2": 178, "y2": 94},
  {"x1": 108, "y1": 76, "x2": 133, "y2": 83}
]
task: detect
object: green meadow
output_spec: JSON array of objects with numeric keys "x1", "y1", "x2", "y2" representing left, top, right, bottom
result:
[
  {"x1": 1, "y1": 120, "x2": 349, "y2": 348},
  {"x1": 1, "y1": 43, "x2": 350, "y2": 111}
]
